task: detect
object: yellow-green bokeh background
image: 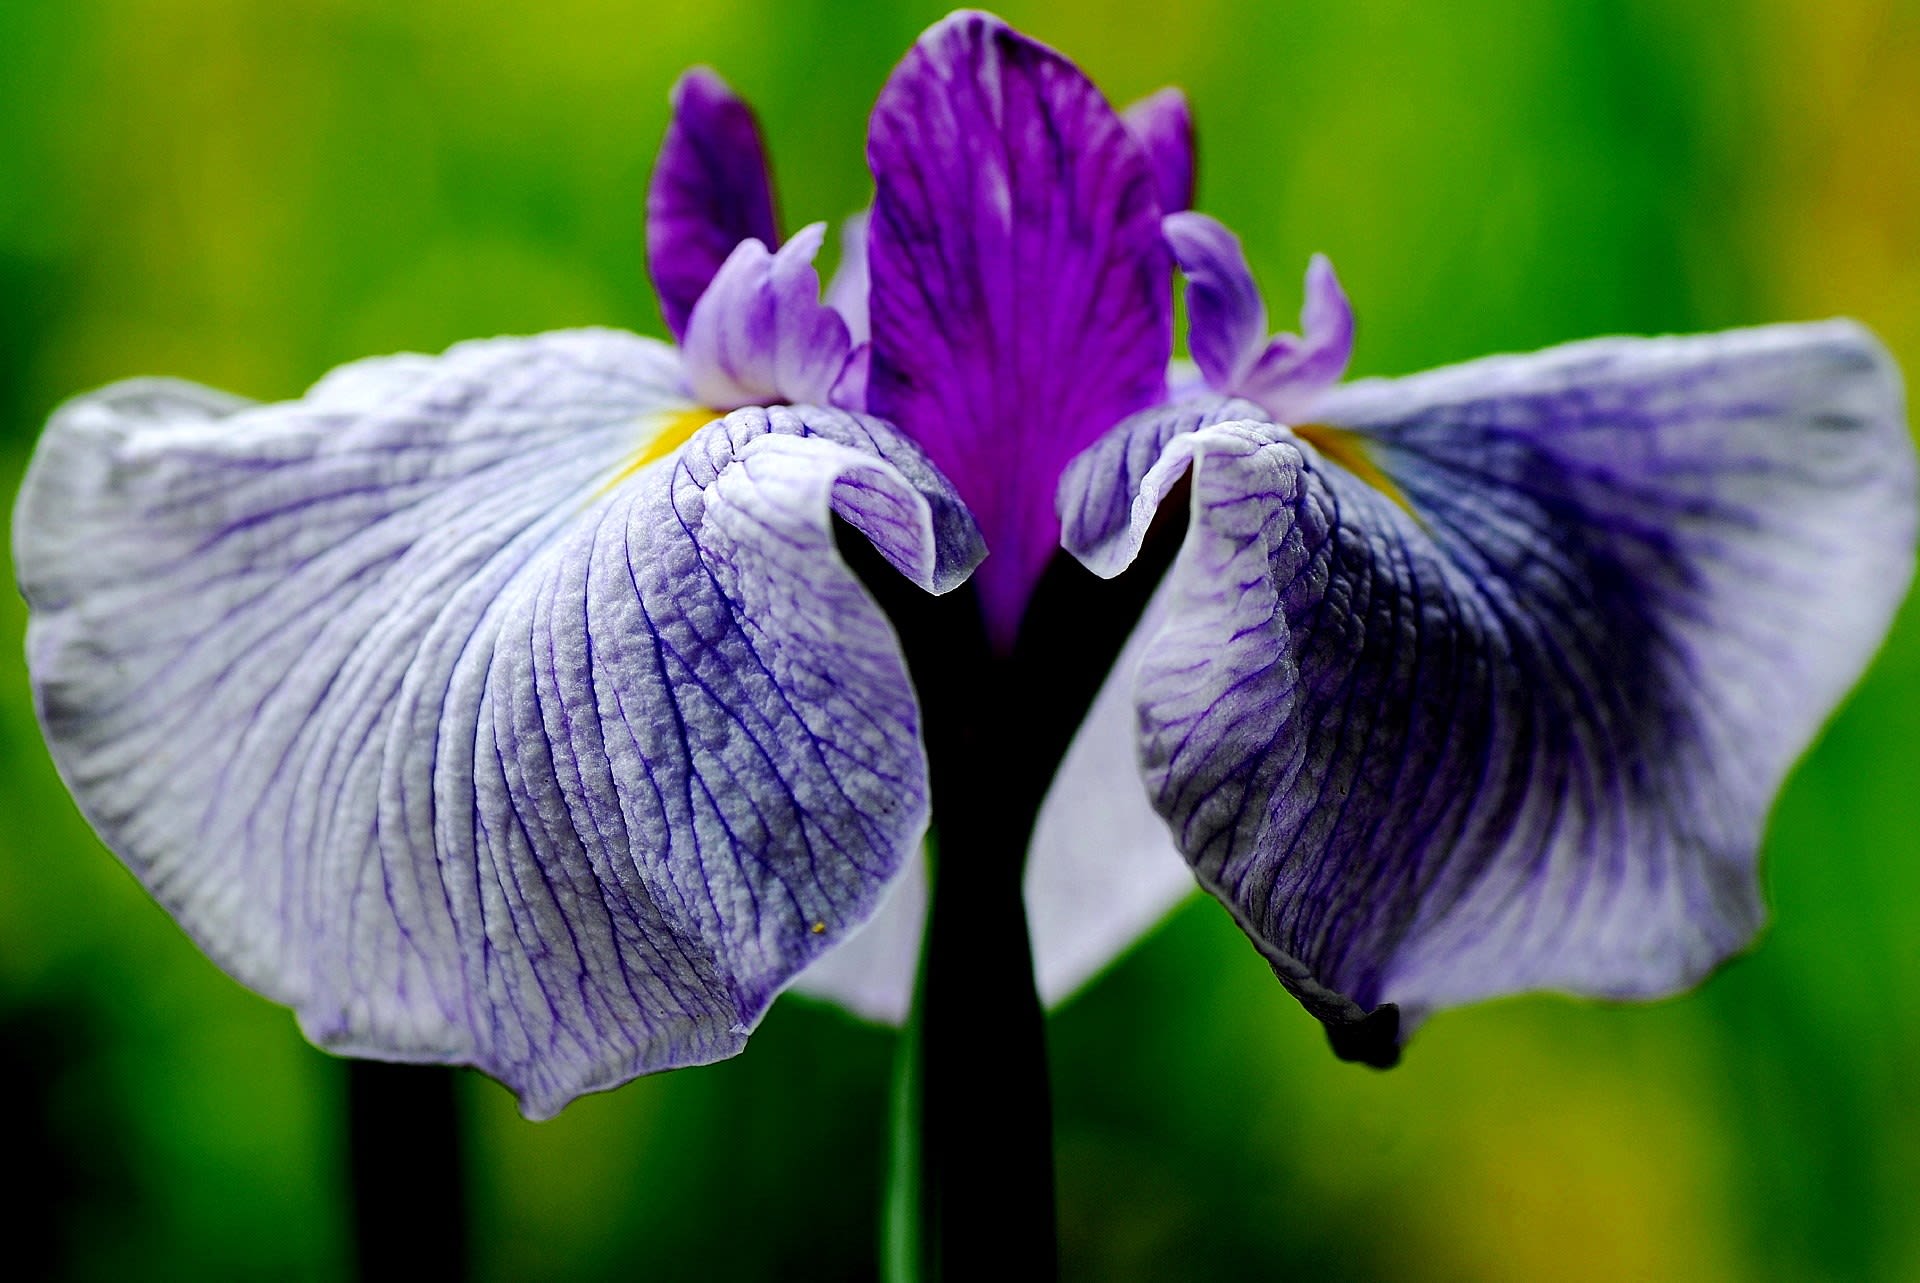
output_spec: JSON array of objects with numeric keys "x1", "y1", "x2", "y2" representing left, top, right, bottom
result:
[{"x1": 4, "y1": 2, "x2": 1918, "y2": 1279}]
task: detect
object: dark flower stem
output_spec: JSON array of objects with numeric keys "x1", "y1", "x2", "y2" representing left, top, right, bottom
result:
[
  {"x1": 869, "y1": 502, "x2": 1188, "y2": 1282},
  {"x1": 888, "y1": 750, "x2": 1058, "y2": 1281},
  {"x1": 348, "y1": 1061, "x2": 469, "y2": 1282}
]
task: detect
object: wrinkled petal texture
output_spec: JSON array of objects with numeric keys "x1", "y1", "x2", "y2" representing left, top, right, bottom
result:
[
  {"x1": 647, "y1": 68, "x2": 782, "y2": 340},
  {"x1": 16, "y1": 331, "x2": 983, "y2": 1118},
  {"x1": 868, "y1": 10, "x2": 1170, "y2": 648},
  {"x1": 1066, "y1": 323, "x2": 1914, "y2": 1039},
  {"x1": 1122, "y1": 87, "x2": 1195, "y2": 214},
  {"x1": 681, "y1": 225, "x2": 853, "y2": 410}
]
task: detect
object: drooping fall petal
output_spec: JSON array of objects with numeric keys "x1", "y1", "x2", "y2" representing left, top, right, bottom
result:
[
  {"x1": 1063, "y1": 322, "x2": 1914, "y2": 1056},
  {"x1": 16, "y1": 331, "x2": 982, "y2": 1117}
]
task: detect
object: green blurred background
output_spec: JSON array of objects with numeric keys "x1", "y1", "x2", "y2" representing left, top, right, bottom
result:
[{"x1": 3, "y1": 1, "x2": 1917, "y2": 1278}]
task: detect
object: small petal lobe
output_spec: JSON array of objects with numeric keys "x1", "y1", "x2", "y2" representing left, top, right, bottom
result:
[
  {"x1": 1165, "y1": 212, "x2": 1352, "y2": 422},
  {"x1": 681, "y1": 224, "x2": 854, "y2": 411}
]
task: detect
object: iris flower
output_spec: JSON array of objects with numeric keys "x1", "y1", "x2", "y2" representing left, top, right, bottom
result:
[{"x1": 15, "y1": 9, "x2": 1914, "y2": 1131}]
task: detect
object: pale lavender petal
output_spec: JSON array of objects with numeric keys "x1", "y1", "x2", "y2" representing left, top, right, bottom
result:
[
  {"x1": 1163, "y1": 212, "x2": 1267, "y2": 394},
  {"x1": 1122, "y1": 87, "x2": 1196, "y2": 213},
  {"x1": 1236, "y1": 253, "x2": 1354, "y2": 422},
  {"x1": 788, "y1": 843, "x2": 927, "y2": 1024},
  {"x1": 1058, "y1": 394, "x2": 1266, "y2": 577},
  {"x1": 868, "y1": 10, "x2": 1171, "y2": 649},
  {"x1": 1065, "y1": 322, "x2": 1914, "y2": 1055},
  {"x1": 1023, "y1": 587, "x2": 1197, "y2": 1001},
  {"x1": 824, "y1": 210, "x2": 871, "y2": 345},
  {"x1": 1165, "y1": 212, "x2": 1353, "y2": 423},
  {"x1": 832, "y1": 342, "x2": 871, "y2": 412},
  {"x1": 647, "y1": 67, "x2": 782, "y2": 340},
  {"x1": 681, "y1": 223, "x2": 853, "y2": 410},
  {"x1": 16, "y1": 332, "x2": 984, "y2": 1118}
]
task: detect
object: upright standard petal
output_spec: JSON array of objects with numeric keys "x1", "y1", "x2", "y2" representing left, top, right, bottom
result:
[
  {"x1": 680, "y1": 224, "x2": 855, "y2": 410},
  {"x1": 1122, "y1": 87, "x2": 1196, "y2": 214},
  {"x1": 16, "y1": 332, "x2": 983, "y2": 1117},
  {"x1": 1064, "y1": 323, "x2": 1914, "y2": 1058},
  {"x1": 867, "y1": 10, "x2": 1171, "y2": 649},
  {"x1": 647, "y1": 68, "x2": 783, "y2": 340}
]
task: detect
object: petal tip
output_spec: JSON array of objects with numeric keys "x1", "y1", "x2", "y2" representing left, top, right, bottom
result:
[{"x1": 1324, "y1": 1003, "x2": 1403, "y2": 1069}]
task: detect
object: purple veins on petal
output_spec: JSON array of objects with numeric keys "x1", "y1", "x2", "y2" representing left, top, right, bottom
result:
[
  {"x1": 1122, "y1": 87, "x2": 1197, "y2": 214},
  {"x1": 1062, "y1": 321, "x2": 1915, "y2": 1054},
  {"x1": 1164, "y1": 210, "x2": 1353, "y2": 423},
  {"x1": 867, "y1": 9, "x2": 1172, "y2": 650},
  {"x1": 647, "y1": 67, "x2": 783, "y2": 340},
  {"x1": 14, "y1": 331, "x2": 984, "y2": 1118},
  {"x1": 681, "y1": 223, "x2": 855, "y2": 411}
]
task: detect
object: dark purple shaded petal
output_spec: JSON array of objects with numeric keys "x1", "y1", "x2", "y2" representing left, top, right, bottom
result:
[
  {"x1": 646, "y1": 68, "x2": 782, "y2": 340},
  {"x1": 1165, "y1": 211, "x2": 1352, "y2": 422},
  {"x1": 1122, "y1": 87, "x2": 1196, "y2": 213},
  {"x1": 868, "y1": 10, "x2": 1172, "y2": 649},
  {"x1": 824, "y1": 210, "x2": 872, "y2": 345},
  {"x1": 681, "y1": 223, "x2": 854, "y2": 410},
  {"x1": 15, "y1": 333, "x2": 984, "y2": 1118},
  {"x1": 1063, "y1": 322, "x2": 1914, "y2": 1047}
]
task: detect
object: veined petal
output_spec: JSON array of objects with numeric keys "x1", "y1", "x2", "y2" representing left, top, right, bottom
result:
[
  {"x1": 1064, "y1": 323, "x2": 1914, "y2": 1056},
  {"x1": 681, "y1": 224, "x2": 854, "y2": 410},
  {"x1": 15, "y1": 332, "x2": 983, "y2": 1117},
  {"x1": 647, "y1": 68, "x2": 783, "y2": 340},
  {"x1": 868, "y1": 10, "x2": 1171, "y2": 649},
  {"x1": 1122, "y1": 87, "x2": 1196, "y2": 214}
]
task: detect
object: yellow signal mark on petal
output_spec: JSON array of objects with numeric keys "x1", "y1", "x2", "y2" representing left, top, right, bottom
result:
[
  {"x1": 597, "y1": 405, "x2": 721, "y2": 496},
  {"x1": 1293, "y1": 423, "x2": 1421, "y2": 524}
]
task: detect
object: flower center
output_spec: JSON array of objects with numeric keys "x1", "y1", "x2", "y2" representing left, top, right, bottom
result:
[
  {"x1": 601, "y1": 405, "x2": 720, "y2": 493},
  {"x1": 1293, "y1": 423, "x2": 1417, "y2": 519}
]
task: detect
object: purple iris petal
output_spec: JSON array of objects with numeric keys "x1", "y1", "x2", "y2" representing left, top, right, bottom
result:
[
  {"x1": 824, "y1": 210, "x2": 872, "y2": 345},
  {"x1": 1062, "y1": 322, "x2": 1914, "y2": 1051},
  {"x1": 867, "y1": 10, "x2": 1172, "y2": 649},
  {"x1": 1162, "y1": 213, "x2": 1268, "y2": 392},
  {"x1": 681, "y1": 223, "x2": 855, "y2": 410},
  {"x1": 1165, "y1": 211, "x2": 1353, "y2": 422},
  {"x1": 15, "y1": 331, "x2": 984, "y2": 1118},
  {"x1": 1122, "y1": 87, "x2": 1196, "y2": 213},
  {"x1": 647, "y1": 67, "x2": 783, "y2": 340}
]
